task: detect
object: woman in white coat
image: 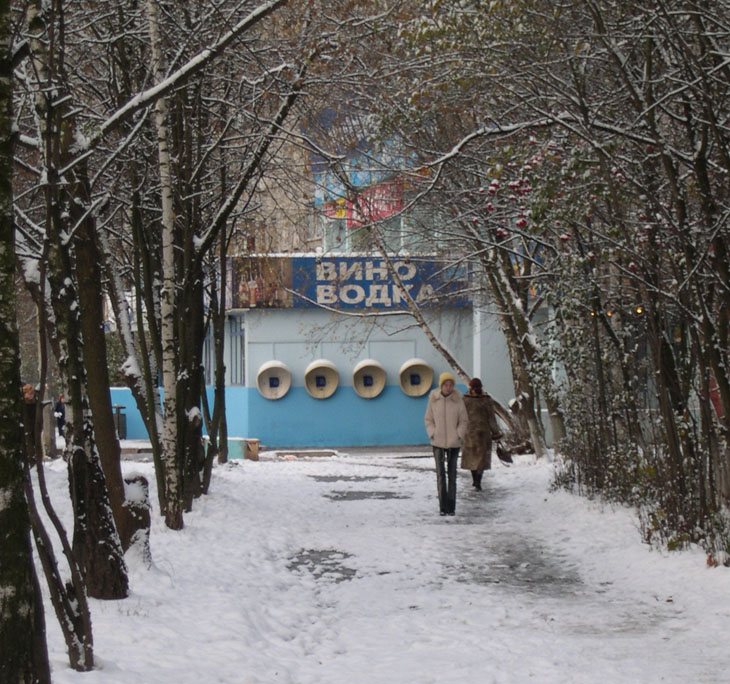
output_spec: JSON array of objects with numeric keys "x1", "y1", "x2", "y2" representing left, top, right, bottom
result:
[{"x1": 424, "y1": 372, "x2": 468, "y2": 516}]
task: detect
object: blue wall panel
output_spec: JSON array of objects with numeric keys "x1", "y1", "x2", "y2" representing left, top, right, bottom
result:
[
  {"x1": 221, "y1": 387, "x2": 249, "y2": 438},
  {"x1": 109, "y1": 383, "x2": 462, "y2": 447},
  {"x1": 247, "y1": 385, "x2": 435, "y2": 447},
  {"x1": 110, "y1": 386, "x2": 251, "y2": 441},
  {"x1": 110, "y1": 387, "x2": 146, "y2": 439}
]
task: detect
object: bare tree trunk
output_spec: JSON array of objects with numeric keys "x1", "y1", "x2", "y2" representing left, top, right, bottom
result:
[
  {"x1": 25, "y1": 456, "x2": 94, "y2": 671},
  {"x1": 202, "y1": 236, "x2": 229, "y2": 485},
  {"x1": 32, "y1": 246, "x2": 96, "y2": 670},
  {"x1": 148, "y1": 0, "x2": 183, "y2": 530},
  {"x1": 98, "y1": 227, "x2": 155, "y2": 554},
  {"x1": 0, "y1": 0, "x2": 51, "y2": 671},
  {"x1": 481, "y1": 253, "x2": 545, "y2": 458},
  {"x1": 103, "y1": 181, "x2": 167, "y2": 515},
  {"x1": 210, "y1": 237, "x2": 230, "y2": 469},
  {"x1": 75, "y1": 219, "x2": 133, "y2": 544},
  {"x1": 27, "y1": 0, "x2": 129, "y2": 599}
]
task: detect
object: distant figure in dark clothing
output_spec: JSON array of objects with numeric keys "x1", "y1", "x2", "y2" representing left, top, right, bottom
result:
[{"x1": 55, "y1": 394, "x2": 66, "y2": 436}]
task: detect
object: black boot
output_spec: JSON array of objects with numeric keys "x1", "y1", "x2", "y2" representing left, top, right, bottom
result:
[{"x1": 473, "y1": 470, "x2": 483, "y2": 491}]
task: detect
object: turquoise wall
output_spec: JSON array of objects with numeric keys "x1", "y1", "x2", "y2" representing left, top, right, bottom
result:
[
  {"x1": 110, "y1": 387, "x2": 146, "y2": 439},
  {"x1": 247, "y1": 385, "x2": 437, "y2": 447},
  {"x1": 108, "y1": 301, "x2": 504, "y2": 449},
  {"x1": 110, "y1": 387, "x2": 249, "y2": 443},
  {"x1": 109, "y1": 383, "x2": 469, "y2": 448}
]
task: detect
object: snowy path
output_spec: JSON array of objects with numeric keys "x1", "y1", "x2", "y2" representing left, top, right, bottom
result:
[{"x1": 44, "y1": 450, "x2": 730, "y2": 683}]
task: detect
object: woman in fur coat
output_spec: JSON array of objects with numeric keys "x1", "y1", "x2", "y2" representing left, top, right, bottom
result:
[{"x1": 461, "y1": 377, "x2": 503, "y2": 491}]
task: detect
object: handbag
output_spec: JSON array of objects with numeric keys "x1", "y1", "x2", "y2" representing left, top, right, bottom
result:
[{"x1": 495, "y1": 441, "x2": 513, "y2": 465}]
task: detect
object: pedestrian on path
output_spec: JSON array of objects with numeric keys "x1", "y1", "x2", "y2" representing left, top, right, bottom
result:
[
  {"x1": 54, "y1": 394, "x2": 66, "y2": 437},
  {"x1": 461, "y1": 377, "x2": 503, "y2": 491},
  {"x1": 424, "y1": 371, "x2": 468, "y2": 516}
]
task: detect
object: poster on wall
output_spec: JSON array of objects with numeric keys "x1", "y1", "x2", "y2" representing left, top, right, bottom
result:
[
  {"x1": 230, "y1": 256, "x2": 294, "y2": 309},
  {"x1": 229, "y1": 255, "x2": 469, "y2": 311}
]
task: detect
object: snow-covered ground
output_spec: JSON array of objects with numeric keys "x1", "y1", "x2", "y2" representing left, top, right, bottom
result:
[{"x1": 39, "y1": 446, "x2": 730, "y2": 684}]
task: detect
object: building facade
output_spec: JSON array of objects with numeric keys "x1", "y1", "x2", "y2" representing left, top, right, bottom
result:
[{"x1": 111, "y1": 253, "x2": 513, "y2": 448}]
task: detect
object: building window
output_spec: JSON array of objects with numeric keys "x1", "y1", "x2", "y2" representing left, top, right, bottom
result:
[
  {"x1": 203, "y1": 334, "x2": 213, "y2": 386},
  {"x1": 320, "y1": 213, "x2": 406, "y2": 253},
  {"x1": 228, "y1": 317, "x2": 245, "y2": 385},
  {"x1": 321, "y1": 214, "x2": 348, "y2": 252},
  {"x1": 203, "y1": 321, "x2": 245, "y2": 386}
]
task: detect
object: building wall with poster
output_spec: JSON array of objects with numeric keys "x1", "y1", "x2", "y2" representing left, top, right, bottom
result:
[{"x1": 221, "y1": 254, "x2": 512, "y2": 448}]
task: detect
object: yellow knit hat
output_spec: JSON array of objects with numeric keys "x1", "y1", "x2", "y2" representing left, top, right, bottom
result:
[{"x1": 439, "y1": 372, "x2": 456, "y2": 387}]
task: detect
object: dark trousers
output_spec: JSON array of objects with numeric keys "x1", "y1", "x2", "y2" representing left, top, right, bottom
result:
[{"x1": 433, "y1": 447, "x2": 459, "y2": 514}]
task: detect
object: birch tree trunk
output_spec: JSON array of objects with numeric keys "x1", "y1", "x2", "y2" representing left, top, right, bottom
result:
[
  {"x1": 485, "y1": 261, "x2": 546, "y2": 459},
  {"x1": 147, "y1": 0, "x2": 183, "y2": 529}
]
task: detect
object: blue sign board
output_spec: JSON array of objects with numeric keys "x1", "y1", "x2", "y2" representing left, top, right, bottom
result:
[
  {"x1": 230, "y1": 256, "x2": 469, "y2": 310},
  {"x1": 292, "y1": 257, "x2": 468, "y2": 310}
]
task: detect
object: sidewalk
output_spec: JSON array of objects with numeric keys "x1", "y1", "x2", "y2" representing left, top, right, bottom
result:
[{"x1": 42, "y1": 448, "x2": 730, "y2": 683}]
